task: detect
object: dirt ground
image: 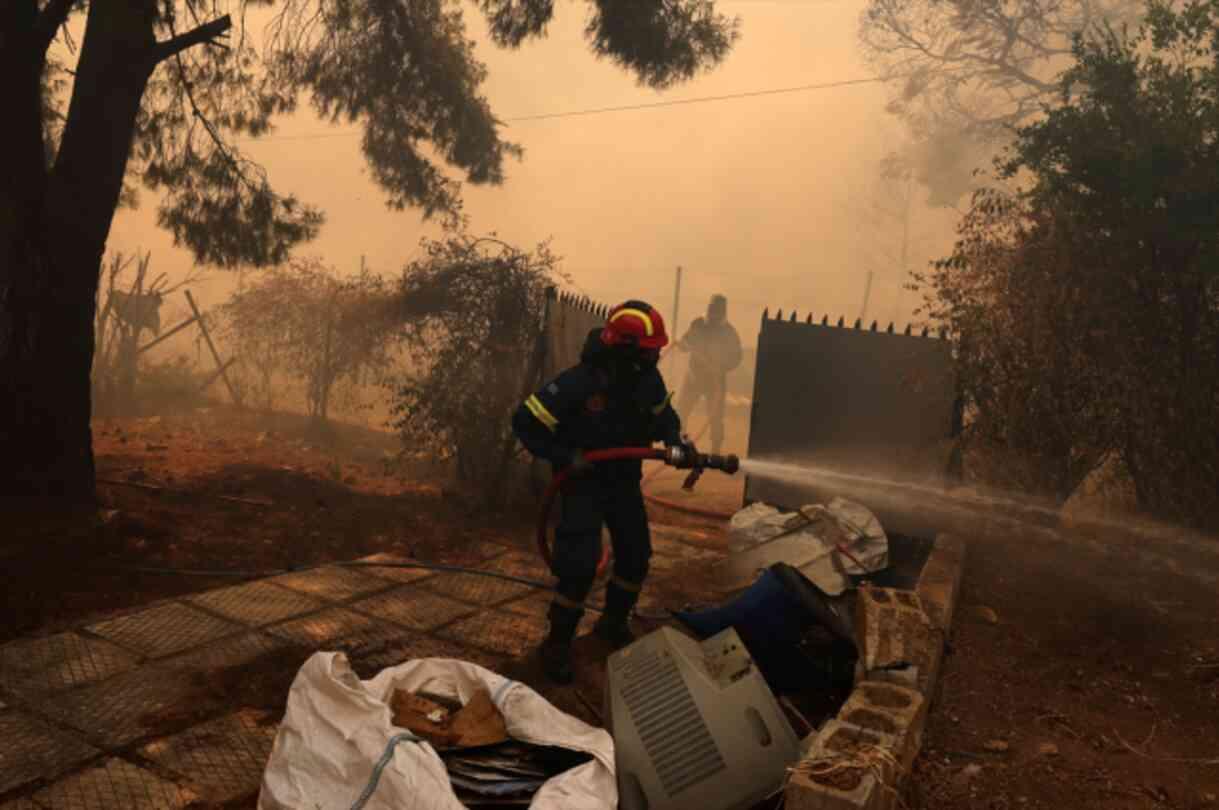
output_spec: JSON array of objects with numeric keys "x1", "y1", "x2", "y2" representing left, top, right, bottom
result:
[
  {"x1": 908, "y1": 518, "x2": 1219, "y2": 810},
  {"x1": 3, "y1": 406, "x2": 537, "y2": 643},
  {"x1": 3, "y1": 404, "x2": 1218, "y2": 809}
]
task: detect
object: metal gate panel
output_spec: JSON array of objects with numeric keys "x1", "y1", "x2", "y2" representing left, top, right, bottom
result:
[{"x1": 744, "y1": 312, "x2": 957, "y2": 537}]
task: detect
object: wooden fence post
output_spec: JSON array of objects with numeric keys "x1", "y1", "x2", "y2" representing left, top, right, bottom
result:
[{"x1": 184, "y1": 289, "x2": 243, "y2": 407}]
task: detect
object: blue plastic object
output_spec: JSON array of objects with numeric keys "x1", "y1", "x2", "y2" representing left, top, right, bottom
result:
[{"x1": 672, "y1": 564, "x2": 853, "y2": 694}]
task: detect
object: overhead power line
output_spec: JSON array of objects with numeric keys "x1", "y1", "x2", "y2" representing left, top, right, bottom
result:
[
  {"x1": 235, "y1": 71, "x2": 917, "y2": 144},
  {"x1": 504, "y1": 76, "x2": 890, "y2": 123}
]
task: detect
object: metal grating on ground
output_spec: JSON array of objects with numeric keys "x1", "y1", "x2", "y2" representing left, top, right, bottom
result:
[
  {"x1": 0, "y1": 799, "x2": 43, "y2": 810},
  {"x1": 186, "y1": 580, "x2": 328, "y2": 627},
  {"x1": 348, "y1": 634, "x2": 509, "y2": 679},
  {"x1": 416, "y1": 572, "x2": 536, "y2": 606},
  {"x1": 501, "y1": 592, "x2": 599, "y2": 637},
  {"x1": 265, "y1": 607, "x2": 407, "y2": 651},
  {"x1": 85, "y1": 602, "x2": 244, "y2": 659},
  {"x1": 649, "y1": 538, "x2": 726, "y2": 566},
  {"x1": 486, "y1": 551, "x2": 554, "y2": 583},
  {"x1": 348, "y1": 586, "x2": 477, "y2": 633},
  {"x1": 264, "y1": 607, "x2": 377, "y2": 648},
  {"x1": 266, "y1": 607, "x2": 429, "y2": 678},
  {"x1": 436, "y1": 610, "x2": 548, "y2": 658},
  {"x1": 158, "y1": 631, "x2": 298, "y2": 674},
  {"x1": 428, "y1": 540, "x2": 511, "y2": 565},
  {"x1": 36, "y1": 665, "x2": 217, "y2": 750},
  {"x1": 0, "y1": 631, "x2": 139, "y2": 698},
  {"x1": 0, "y1": 709, "x2": 100, "y2": 795},
  {"x1": 265, "y1": 566, "x2": 395, "y2": 602},
  {"x1": 646, "y1": 553, "x2": 702, "y2": 577},
  {"x1": 635, "y1": 589, "x2": 670, "y2": 615},
  {"x1": 351, "y1": 553, "x2": 438, "y2": 585},
  {"x1": 30, "y1": 757, "x2": 196, "y2": 810},
  {"x1": 500, "y1": 590, "x2": 554, "y2": 620},
  {"x1": 139, "y1": 709, "x2": 277, "y2": 805},
  {"x1": 651, "y1": 524, "x2": 719, "y2": 547}
]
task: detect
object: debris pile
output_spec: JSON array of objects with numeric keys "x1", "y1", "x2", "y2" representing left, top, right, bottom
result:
[
  {"x1": 714, "y1": 496, "x2": 889, "y2": 595},
  {"x1": 390, "y1": 684, "x2": 593, "y2": 807}
]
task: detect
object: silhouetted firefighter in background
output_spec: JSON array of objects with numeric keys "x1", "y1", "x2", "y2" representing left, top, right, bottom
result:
[
  {"x1": 512, "y1": 301, "x2": 692, "y2": 683},
  {"x1": 675, "y1": 294, "x2": 742, "y2": 454}
]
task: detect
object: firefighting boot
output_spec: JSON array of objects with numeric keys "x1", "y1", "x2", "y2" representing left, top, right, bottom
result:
[
  {"x1": 539, "y1": 601, "x2": 583, "y2": 685},
  {"x1": 594, "y1": 579, "x2": 641, "y2": 648}
]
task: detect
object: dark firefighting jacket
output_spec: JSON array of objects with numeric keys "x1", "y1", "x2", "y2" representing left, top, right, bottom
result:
[{"x1": 513, "y1": 331, "x2": 682, "y2": 481}]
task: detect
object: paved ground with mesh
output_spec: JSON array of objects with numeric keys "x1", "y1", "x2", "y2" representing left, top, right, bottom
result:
[{"x1": 0, "y1": 527, "x2": 723, "y2": 809}]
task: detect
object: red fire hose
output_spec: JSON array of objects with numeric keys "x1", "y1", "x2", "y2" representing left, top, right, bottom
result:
[
  {"x1": 640, "y1": 425, "x2": 734, "y2": 521},
  {"x1": 537, "y1": 447, "x2": 667, "y2": 578}
]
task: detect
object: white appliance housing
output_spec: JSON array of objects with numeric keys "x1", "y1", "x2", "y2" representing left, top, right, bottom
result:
[{"x1": 605, "y1": 626, "x2": 801, "y2": 810}]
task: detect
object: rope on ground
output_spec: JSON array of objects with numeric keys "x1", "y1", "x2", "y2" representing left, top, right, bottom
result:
[
  {"x1": 786, "y1": 745, "x2": 907, "y2": 810},
  {"x1": 1113, "y1": 725, "x2": 1219, "y2": 764}
]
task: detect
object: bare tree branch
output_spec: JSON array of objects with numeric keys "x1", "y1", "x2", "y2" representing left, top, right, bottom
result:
[
  {"x1": 34, "y1": 0, "x2": 74, "y2": 54},
  {"x1": 151, "y1": 13, "x2": 231, "y2": 65}
]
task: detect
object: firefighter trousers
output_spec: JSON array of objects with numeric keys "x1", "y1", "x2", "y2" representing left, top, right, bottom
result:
[
  {"x1": 676, "y1": 374, "x2": 727, "y2": 453},
  {"x1": 550, "y1": 480, "x2": 651, "y2": 613}
]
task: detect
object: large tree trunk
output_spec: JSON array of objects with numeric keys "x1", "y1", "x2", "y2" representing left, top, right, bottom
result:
[{"x1": 0, "y1": 4, "x2": 157, "y2": 503}]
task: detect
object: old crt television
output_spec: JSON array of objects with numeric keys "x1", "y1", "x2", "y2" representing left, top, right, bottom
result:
[{"x1": 605, "y1": 626, "x2": 801, "y2": 810}]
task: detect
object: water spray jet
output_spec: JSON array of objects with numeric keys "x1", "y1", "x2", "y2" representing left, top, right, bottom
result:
[{"x1": 737, "y1": 457, "x2": 1206, "y2": 549}]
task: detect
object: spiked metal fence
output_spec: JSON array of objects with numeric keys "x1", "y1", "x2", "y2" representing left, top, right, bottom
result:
[
  {"x1": 538, "y1": 288, "x2": 610, "y2": 383},
  {"x1": 744, "y1": 307, "x2": 960, "y2": 535}
]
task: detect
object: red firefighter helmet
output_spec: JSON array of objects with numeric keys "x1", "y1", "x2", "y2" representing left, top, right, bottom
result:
[{"x1": 601, "y1": 300, "x2": 669, "y2": 350}]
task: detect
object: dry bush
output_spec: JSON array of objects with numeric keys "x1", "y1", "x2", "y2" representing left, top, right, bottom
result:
[
  {"x1": 917, "y1": 191, "x2": 1116, "y2": 502},
  {"x1": 389, "y1": 235, "x2": 564, "y2": 507},
  {"x1": 218, "y1": 258, "x2": 396, "y2": 428},
  {"x1": 918, "y1": 2, "x2": 1219, "y2": 528}
]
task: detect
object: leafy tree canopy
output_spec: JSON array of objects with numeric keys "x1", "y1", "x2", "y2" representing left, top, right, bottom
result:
[
  {"x1": 37, "y1": 0, "x2": 739, "y2": 267},
  {"x1": 922, "y1": 0, "x2": 1219, "y2": 524},
  {"x1": 859, "y1": 0, "x2": 1141, "y2": 205}
]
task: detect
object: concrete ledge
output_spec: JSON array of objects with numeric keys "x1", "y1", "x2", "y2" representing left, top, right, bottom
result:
[
  {"x1": 915, "y1": 533, "x2": 966, "y2": 634},
  {"x1": 784, "y1": 532, "x2": 967, "y2": 809}
]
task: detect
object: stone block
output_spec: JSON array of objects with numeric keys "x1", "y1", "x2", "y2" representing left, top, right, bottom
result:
[
  {"x1": 789, "y1": 533, "x2": 968, "y2": 810},
  {"x1": 785, "y1": 719, "x2": 901, "y2": 810},
  {"x1": 853, "y1": 585, "x2": 938, "y2": 695},
  {"x1": 838, "y1": 681, "x2": 927, "y2": 776}
]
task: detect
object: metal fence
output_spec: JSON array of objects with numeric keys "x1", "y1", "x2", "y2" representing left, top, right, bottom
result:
[
  {"x1": 744, "y1": 311, "x2": 960, "y2": 537},
  {"x1": 538, "y1": 289, "x2": 608, "y2": 383}
]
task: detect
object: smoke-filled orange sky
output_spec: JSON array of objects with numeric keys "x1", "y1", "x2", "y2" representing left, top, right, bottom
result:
[{"x1": 105, "y1": 0, "x2": 961, "y2": 345}]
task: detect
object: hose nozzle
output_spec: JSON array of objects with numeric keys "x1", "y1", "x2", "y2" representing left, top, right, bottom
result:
[{"x1": 664, "y1": 446, "x2": 741, "y2": 492}]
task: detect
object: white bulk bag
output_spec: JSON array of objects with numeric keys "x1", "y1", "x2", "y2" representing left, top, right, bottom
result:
[{"x1": 258, "y1": 652, "x2": 616, "y2": 810}]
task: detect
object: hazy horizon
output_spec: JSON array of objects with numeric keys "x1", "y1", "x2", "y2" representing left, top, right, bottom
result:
[{"x1": 101, "y1": 0, "x2": 962, "y2": 346}]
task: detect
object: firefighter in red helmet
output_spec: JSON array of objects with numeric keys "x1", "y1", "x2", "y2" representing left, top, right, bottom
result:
[{"x1": 512, "y1": 300, "x2": 692, "y2": 683}]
